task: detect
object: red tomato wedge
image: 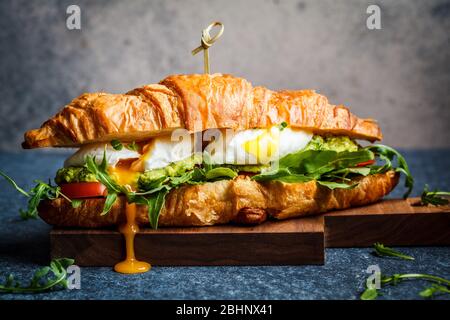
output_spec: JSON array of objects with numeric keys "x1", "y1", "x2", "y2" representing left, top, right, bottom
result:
[
  {"x1": 60, "y1": 182, "x2": 107, "y2": 199},
  {"x1": 356, "y1": 160, "x2": 376, "y2": 167}
]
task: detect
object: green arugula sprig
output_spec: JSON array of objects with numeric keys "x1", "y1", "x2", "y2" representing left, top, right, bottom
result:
[
  {"x1": 373, "y1": 243, "x2": 415, "y2": 261},
  {"x1": 361, "y1": 272, "x2": 450, "y2": 300},
  {"x1": 365, "y1": 145, "x2": 413, "y2": 198},
  {"x1": 419, "y1": 284, "x2": 450, "y2": 298},
  {"x1": 0, "y1": 258, "x2": 74, "y2": 294},
  {"x1": 0, "y1": 171, "x2": 81, "y2": 219},
  {"x1": 420, "y1": 185, "x2": 450, "y2": 206},
  {"x1": 85, "y1": 154, "x2": 126, "y2": 215},
  {"x1": 110, "y1": 139, "x2": 123, "y2": 151},
  {"x1": 110, "y1": 140, "x2": 139, "y2": 152},
  {"x1": 126, "y1": 141, "x2": 139, "y2": 152}
]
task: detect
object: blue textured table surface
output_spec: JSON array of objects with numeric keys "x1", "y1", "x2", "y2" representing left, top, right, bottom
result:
[{"x1": 0, "y1": 150, "x2": 449, "y2": 300}]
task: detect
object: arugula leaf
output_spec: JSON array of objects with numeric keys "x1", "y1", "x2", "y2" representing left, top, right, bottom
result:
[
  {"x1": 420, "y1": 185, "x2": 450, "y2": 206},
  {"x1": 204, "y1": 167, "x2": 238, "y2": 180},
  {"x1": 22, "y1": 180, "x2": 75, "y2": 219},
  {"x1": 330, "y1": 167, "x2": 371, "y2": 177},
  {"x1": 101, "y1": 192, "x2": 118, "y2": 215},
  {"x1": 0, "y1": 258, "x2": 75, "y2": 293},
  {"x1": 278, "y1": 121, "x2": 288, "y2": 131},
  {"x1": 0, "y1": 171, "x2": 78, "y2": 220},
  {"x1": 168, "y1": 171, "x2": 195, "y2": 186},
  {"x1": 84, "y1": 153, "x2": 127, "y2": 215},
  {"x1": 110, "y1": 139, "x2": 123, "y2": 151},
  {"x1": 125, "y1": 141, "x2": 139, "y2": 152},
  {"x1": 252, "y1": 168, "x2": 293, "y2": 182},
  {"x1": 419, "y1": 284, "x2": 450, "y2": 298},
  {"x1": 373, "y1": 243, "x2": 415, "y2": 261},
  {"x1": 305, "y1": 150, "x2": 374, "y2": 175},
  {"x1": 361, "y1": 272, "x2": 450, "y2": 300},
  {"x1": 360, "y1": 287, "x2": 378, "y2": 300},
  {"x1": 278, "y1": 149, "x2": 318, "y2": 169},
  {"x1": 146, "y1": 189, "x2": 169, "y2": 229},
  {"x1": 71, "y1": 199, "x2": 83, "y2": 208},
  {"x1": 85, "y1": 154, "x2": 123, "y2": 194},
  {"x1": 0, "y1": 171, "x2": 30, "y2": 197},
  {"x1": 365, "y1": 145, "x2": 414, "y2": 198},
  {"x1": 317, "y1": 180, "x2": 358, "y2": 190},
  {"x1": 271, "y1": 174, "x2": 314, "y2": 184}
]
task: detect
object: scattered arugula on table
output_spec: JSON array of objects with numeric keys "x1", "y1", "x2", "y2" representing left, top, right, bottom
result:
[
  {"x1": 361, "y1": 272, "x2": 450, "y2": 300},
  {"x1": 0, "y1": 171, "x2": 81, "y2": 219},
  {"x1": 420, "y1": 184, "x2": 450, "y2": 206},
  {"x1": 373, "y1": 243, "x2": 415, "y2": 261},
  {"x1": 361, "y1": 242, "x2": 449, "y2": 300},
  {"x1": 0, "y1": 258, "x2": 75, "y2": 294},
  {"x1": 419, "y1": 284, "x2": 450, "y2": 298}
]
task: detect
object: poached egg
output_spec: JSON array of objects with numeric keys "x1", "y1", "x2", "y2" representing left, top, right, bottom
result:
[
  {"x1": 131, "y1": 135, "x2": 195, "y2": 172},
  {"x1": 64, "y1": 143, "x2": 141, "y2": 168},
  {"x1": 204, "y1": 126, "x2": 313, "y2": 165},
  {"x1": 63, "y1": 135, "x2": 195, "y2": 188}
]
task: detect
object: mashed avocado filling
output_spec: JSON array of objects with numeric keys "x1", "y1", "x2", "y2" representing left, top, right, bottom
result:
[
  {"x1": 55, "y1": 166, "x2": 98, "y2": 184},
  {"x1": 305, "y1": 135, "x2": 359, "y2": 153},
  {"x1": 138, "y1": 154, "x2": 202, "y2": 191}
]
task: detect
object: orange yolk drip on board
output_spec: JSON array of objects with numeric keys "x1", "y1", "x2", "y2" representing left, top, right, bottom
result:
[
  {"x1": 114, "y1": 202, "x2": 151, "y2": 274},
  {"x1": 108, "y1": 158, "x2": 151, "y2": 274}
]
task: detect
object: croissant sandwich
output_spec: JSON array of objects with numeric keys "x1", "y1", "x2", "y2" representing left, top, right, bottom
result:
[{"x1": 19, "y1": 73, "x2": 413, "y2": 228}]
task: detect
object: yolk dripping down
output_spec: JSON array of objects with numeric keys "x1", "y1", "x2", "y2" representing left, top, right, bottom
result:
[
  {"x1": 108, "y1": 158, "x2": 151, "y2": 274},
  {"x1": 114, "y1": 202, "x2": 151, "y2": 274}
]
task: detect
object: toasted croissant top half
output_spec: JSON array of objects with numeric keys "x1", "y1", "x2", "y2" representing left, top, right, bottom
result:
[{"x1": 22, "y1": 73, "x2": 382, "y2": 149}]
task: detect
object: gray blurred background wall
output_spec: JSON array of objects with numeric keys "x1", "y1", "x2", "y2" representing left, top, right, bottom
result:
[{"x1": 0, "y1": 0, "x2": 449, "y2": 151}]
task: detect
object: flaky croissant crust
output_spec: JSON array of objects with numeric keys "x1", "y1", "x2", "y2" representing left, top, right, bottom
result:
[{"x1": 23, "y1": 74, "x2": 382, "y2": 149}]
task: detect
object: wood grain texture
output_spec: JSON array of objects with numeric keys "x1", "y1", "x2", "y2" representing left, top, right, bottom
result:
[
  {"x1": 50, "y1": 198, "x2": 450, "y2": 266},
  {"x1": 51, "y1": 216, "x2": 324, "y2": 266},
  {"x1": 324, "y1": 198, "x2": 450, "y2": 247}
]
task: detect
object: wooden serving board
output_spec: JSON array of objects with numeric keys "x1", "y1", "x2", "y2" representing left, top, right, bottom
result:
[{"x1": 50, "y1": 198, "x2": 450, "y2": 266}]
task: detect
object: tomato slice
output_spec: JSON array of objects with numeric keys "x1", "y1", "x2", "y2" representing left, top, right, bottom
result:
[
  {"x1": 60, "y1": 182, "x2": 107, "y2": 199},
  {"x1": 356, "y1": 159, "x2": 376, "y2": 167}
]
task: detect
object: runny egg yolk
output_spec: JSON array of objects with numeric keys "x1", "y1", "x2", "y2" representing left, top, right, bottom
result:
[
  {"x1": 242, "y1": 129, "x2": 279, "y2": 164},
  {"x1": 108, "y1": 159, "x2": 141, "y2": 190}
]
